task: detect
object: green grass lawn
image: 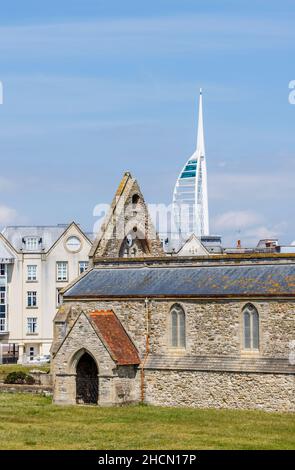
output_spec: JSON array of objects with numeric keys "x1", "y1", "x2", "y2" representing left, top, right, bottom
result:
[
  {"x1": 0, "y1": 393, "x2": 294, "y2": 450},
  {"x1": 0, "y1": 364, "x2": 50, "y2": 382}
]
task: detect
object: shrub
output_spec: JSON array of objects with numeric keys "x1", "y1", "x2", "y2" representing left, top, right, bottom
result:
[{"x1": 4, "y1": 371, "x2": 35, "y2": 385}]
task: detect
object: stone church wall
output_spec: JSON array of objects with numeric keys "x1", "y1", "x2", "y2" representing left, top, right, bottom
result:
[
  {"x1": 60, "y1": 299, "x2": 295, "y2": 359},
  {"x1": 144, "y1": 369, "x2": 295, "y2": 412},
  {"x1": 55, "y1": 298, "x2": 295, "y2": 411}
]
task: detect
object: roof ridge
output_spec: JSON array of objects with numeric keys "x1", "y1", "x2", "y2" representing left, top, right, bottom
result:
[{"x1": 90, "y1": 310, "x2": 113, "y2": 316}]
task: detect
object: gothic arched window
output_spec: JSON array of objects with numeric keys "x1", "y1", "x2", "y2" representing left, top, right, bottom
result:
[
  {"x1": 243, "y1": 303, "x2": 259, "y2": 350},
  {"x1": 170, "y1": 304, "x2": 186, "y2": 348}
]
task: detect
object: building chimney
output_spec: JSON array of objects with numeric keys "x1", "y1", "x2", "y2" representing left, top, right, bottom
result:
[{"x1": 237, "y1": 239, "x2": 241, "y2": 249}]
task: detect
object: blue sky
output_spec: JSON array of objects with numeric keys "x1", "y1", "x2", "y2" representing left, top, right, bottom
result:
[{"x1": 0, "y1": 0, "x2": 295, "y2": 245}]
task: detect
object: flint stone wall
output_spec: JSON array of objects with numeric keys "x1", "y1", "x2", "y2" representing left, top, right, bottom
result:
[
  {"x1": 52, "y1": 298, "x2": 295, "y2": 411},
  {"x1": 58, "y1": 299, "x2": 295, "y2": 359},
  {"x1": 144, "y1": 369, "x2": 295, "y2": 412}
]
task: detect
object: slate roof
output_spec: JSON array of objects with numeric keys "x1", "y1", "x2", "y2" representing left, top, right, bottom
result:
[
  {"x1": 89, "y1": 310, "x2": 140, "y2": 365},
  {"x1": 2, "y1": 224, "x2": 93, "y2": 253},
  {"x1": 2, "y1": 225, "x2": 68, "y2": 252},
  {"x1": 64, "y1": 264, "x2": 295, "y2": 298},
  {"x1": 0, "y1": 240, "x2": 15, "y2": 263}
]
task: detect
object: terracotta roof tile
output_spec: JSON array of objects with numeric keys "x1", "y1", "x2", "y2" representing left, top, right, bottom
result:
[{"x1": 89, "y1": 310, "x2": 140, "y2": 365}]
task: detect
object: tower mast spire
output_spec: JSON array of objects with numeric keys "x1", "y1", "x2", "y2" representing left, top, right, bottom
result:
[
  {"x1": 196, "y1": 88, "x2": 205, "y2": 156},
  {"x1": 172, "y1": 88, "x2": 210, "y2": 242},
  {"x1": 194, "y1": 88, "x2": 209, "y2": 235}
]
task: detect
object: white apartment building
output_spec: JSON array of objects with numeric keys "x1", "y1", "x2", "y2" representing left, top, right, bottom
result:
[{"x1": 0, "y1": 222, "x2": 92, "y2": 363}]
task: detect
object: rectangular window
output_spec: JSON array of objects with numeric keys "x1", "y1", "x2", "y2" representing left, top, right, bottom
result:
[
  {"x1": 0, "y1": 286, "x2": 6, "y2": 331},
  {"x1": 0, "y1": 264, "x2": 6, "y2": 276},
  {"x1": 27, "y1": 265, "x2": 37, "y2": 281},
  {"x1": 27, "y1": 291, "x2": 37, "y2": 307},
  {"x1": 25, "y1": 237, "x2": 39, "y2": 250},
  {"x1": 79, "y1": 261, "x2": 89, "y2": 275},
  {"x1": 29, "y1": 346, "x2": 35, "y2": 360},
  {"x1": 0, "y1": 317, "x2": 6, "y2": 331},
  {"x1": 27, "y1": 317, "x2": 37, "y2": 334},
  {"x1": 0, "y1": 286, "x2": 6, "y2": 305},
  {"x1": 56, "y1": 262, "x2": 68, "y2": 281}
]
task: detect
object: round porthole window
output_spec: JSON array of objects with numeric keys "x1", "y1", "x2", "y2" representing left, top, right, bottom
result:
[{"x1": 66, "y1": 236, "x2": 82, "y2": 253}]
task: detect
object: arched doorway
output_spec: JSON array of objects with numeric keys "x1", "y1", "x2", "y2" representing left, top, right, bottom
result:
[{"x1": 76, "y1": 352, "x2": 98, "y2": 404}]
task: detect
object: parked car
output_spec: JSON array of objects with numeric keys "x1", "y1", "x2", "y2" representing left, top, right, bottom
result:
[{"x1": 30, "y1": 354, "x2": 51, "y2": 364}]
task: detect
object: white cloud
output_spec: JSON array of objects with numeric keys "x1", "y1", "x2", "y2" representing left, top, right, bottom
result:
[
  {"x1": 212, "y1": 211, "x2": 288, "y2": 247},
  {"x1": 0, "y1": 205, "x2": 18, "y2": 225},
  {"x1": 213, "y1": 210, "x2": 262, "y2": 231},
  {"x1": 244, "y1": 225, "x2": 284, "y2": 240},
  {"x1": 237, "y1": 223, "x2": 288, "y2": 247}
]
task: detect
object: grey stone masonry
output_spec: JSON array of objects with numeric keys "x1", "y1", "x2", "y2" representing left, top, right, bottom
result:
[
  {"x1": 52, "y1": 311, "x2": 140, "y2": 405},
  {"x1": 55, "y1": 298, "x2": 295, "y2": 360},
  {"x1": 144, "y1": 370, "x2": 295, "y2": 412},
  {"x1": 89, "y1": 173, "x2": 164, "y2": 261},
  {"x1": 51, "y1": 295, "x2": 295, "y2": 411}
]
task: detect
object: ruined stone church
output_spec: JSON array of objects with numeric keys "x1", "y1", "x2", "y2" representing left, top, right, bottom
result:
[{"x1": 51, "y1": 172, "x2": 295, "y2": 412}]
